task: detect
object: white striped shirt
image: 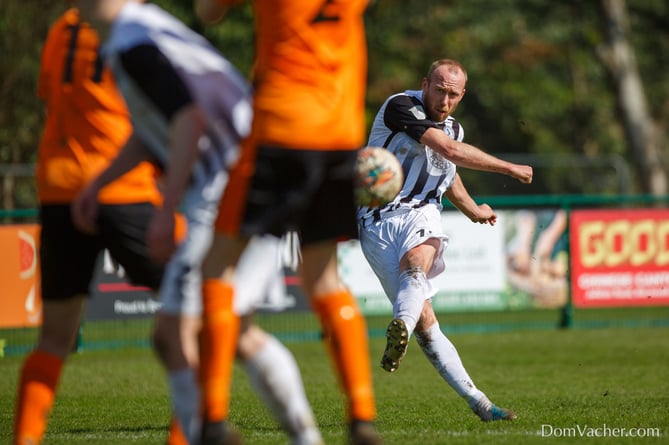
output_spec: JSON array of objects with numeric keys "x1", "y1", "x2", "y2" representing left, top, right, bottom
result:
[
  {"x1": 102, "y1": 2, "x2": 252, "y2": 183},
  {"x1": 358, "y1": 90, "x2": 463, "y2": 224}
]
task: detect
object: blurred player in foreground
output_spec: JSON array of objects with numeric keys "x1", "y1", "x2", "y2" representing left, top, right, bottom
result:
[
  {"x1": 13, "y1": 7, "x2": 164, "y2": 445},
  {"x1": 73, "y1": 1, "x2": 322, "y2": 444},
  {"x1": 194, "y1": 1, "x2": 383, "y2": 444},
  {"x1": 358, "y1": 59, "x2": 533, "y2": 421}
]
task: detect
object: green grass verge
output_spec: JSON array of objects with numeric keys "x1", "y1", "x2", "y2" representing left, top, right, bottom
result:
[
  {"x1": 1, "y1": 321, "x2": 668, "y2": 444},
  {"x1": 3, "y1": 306, "x2": 669, "y2": 357}
]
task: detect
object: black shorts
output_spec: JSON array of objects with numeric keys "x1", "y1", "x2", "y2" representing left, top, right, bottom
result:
[
  {"x1": 39, "y1": 203, "x2": 164, "y2": 301},
  {"x1": 241, "y1": 146, "x2": 359, "y2": 245}
]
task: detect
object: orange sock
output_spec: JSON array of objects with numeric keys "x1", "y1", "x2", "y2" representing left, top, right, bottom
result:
[
  {"x1": 14, "y1": 350, "x2": 63, "y2": 445},
  {"x1": 166, "y1": 416, "x2": 189, "y2": 445},
  {"x1": 199, "y1": 279, "x2": 239, "y2": 423},
  {"x1": 311, "y1": 290, "x2": 376, "y2": 422}
]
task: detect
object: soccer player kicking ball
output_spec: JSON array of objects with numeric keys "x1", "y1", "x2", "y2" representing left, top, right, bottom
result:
[{"x1": 358, "y1": 59, "x2": 533, "y2": 421}]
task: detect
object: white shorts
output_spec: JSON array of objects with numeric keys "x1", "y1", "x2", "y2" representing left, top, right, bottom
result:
[
  {"x1": 159, "y1": 171, "x2": 224, "y2": 316},
  {"x1": 358, "y1": 205, "x2": 448, "y2": 304},
  {"x1": 233, "y1": 234, "x2": 288, "y2": 316}
]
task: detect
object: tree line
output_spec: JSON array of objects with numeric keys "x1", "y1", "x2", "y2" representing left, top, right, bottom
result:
[{"x1": 1, "y1": 0, "x2": 666, "y2": 212}]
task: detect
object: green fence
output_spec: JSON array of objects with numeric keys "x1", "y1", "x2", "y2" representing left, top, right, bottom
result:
[{"x1": 1, "y1": 194, "x2": 668, "y2": 357}]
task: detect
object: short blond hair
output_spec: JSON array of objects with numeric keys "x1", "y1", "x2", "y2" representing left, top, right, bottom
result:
[{"x1": 426, "y1": 59, "x2": 468, "y2": 83}]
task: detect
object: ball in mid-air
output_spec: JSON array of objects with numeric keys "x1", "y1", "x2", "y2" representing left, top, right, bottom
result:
[{"x1": 354, "y1": 146, "x2": 404, "y2": 208}]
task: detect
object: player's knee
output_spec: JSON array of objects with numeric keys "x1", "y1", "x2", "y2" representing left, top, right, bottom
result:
[
  {"x1": 400, "y1": 266, "x2": 428, "y2": 287},
  {"x1": 236, "y1": 323, "x2": 267, "y2": 361}
]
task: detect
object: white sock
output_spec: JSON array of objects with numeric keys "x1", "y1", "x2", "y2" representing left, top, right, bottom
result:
[
  {"x1": 395, "y1": 268, "x2": 430, "y2": 336},
  {"x1": 244, "y1": 336, "x2": 322, "y2": 445},
  {"x1": 414, "y1": 323, "x2": 487, "y2": 410},
  {"x1": 168, "y1": 367, "x2": 201, "y2": 444}
]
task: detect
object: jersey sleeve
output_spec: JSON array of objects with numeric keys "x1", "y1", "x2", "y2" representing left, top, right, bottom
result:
[
  {"x1": 118, "y1": 44, "x2": 194, "y2": 120},
  {"x1": 383, "y1": 94, "x2": 440, "y2": 143}
]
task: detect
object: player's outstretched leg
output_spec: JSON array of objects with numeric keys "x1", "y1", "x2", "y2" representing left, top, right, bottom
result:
[{"x1": 414, "y1": 322, "x2": 516, "y2": 422}]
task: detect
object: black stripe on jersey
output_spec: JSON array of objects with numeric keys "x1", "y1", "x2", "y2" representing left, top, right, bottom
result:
[
  {"x1": 383, "y1": 95, "x2": 434, "y2": 143},
  {"x1": 92, "y1": 52, "x2": 104, "y2": 83},
  {"x1": 452, "y1": 119, "x2": 461, "y2": 140},
  {"x1": 400, "y1": 159, "x2": 430, "y2": 202},
  {"x1": 383, "y1": 131, "x2": 398, "y2": 148},
  {"x1": 400, "y1": 156, "x2": 413, "y2": 177},
  {"x1": 119, "y1": 44, "x2": 193, "y2": 121},
  {"x1": 63, "y1": 23, "x2": 80, "y2": 84},
  {"x1": 418, "y1": 173, "x2": 447, "y2": 206}
]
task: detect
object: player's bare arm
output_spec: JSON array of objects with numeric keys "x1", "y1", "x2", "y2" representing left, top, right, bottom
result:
[
  {"x1": 160, "y1": 104, "x2": 207, "y2": 214},
  {"x1": 146, "y1": 105, "x2": 207, "y2": 264},
  {"x1": 91, "y1": 133, "x2": 151, "y2": 190},
  {"x1": 443, "y1": 173, "x2": 497, "y2": 225},
  {"x1": 71, "y1": 134, "x2": 151, "y2": 234},
  {"x1": 421, "y1": 127, "x2": 533, "y2": 184}
]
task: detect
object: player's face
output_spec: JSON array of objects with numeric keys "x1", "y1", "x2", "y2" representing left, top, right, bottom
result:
[{"x1": 421, "y1": 66, "x2": 466, "y2": 122}]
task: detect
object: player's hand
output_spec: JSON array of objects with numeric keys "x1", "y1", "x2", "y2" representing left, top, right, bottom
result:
[
  {"x1": 511, "y1": 164, "x2": 533, "y2": 184},
  {"x1": 147, "y1": 207, "x2": 177, "y2": 264},
  {"x1": 72, "y1": 184, "x2": 101, "y2": 234},
  {"x1": 471, "y1": 204, "x2": 497, "y2": 226}
]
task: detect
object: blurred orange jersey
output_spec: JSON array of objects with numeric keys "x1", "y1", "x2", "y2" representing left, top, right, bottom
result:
[
  {"x1": 36, "y1": 8, "x2": 160, "y2": 204},
  {"x1": 220, "y1": 0, "x2": 368, "y2": 151}
]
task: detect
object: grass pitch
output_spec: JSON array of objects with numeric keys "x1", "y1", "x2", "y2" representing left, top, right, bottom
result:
[{"x1": 1, "y1": 319, "x2": 668, "y2": 444}]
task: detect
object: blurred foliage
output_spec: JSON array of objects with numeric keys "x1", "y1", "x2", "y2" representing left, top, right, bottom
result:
[
  {"x1": 365, "y1": 0, "x2": 668, "y2": 196},
  {"x1": 1, "y1": 0, "x2": 667, "y2": 210},
  {"x1": 0, "y1": 1, "x2": 65, "y2": 209}
]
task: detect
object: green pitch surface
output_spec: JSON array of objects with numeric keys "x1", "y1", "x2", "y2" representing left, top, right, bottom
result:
[{"x1": 1, "y1": 325, "x2": 668, "y2": 445}]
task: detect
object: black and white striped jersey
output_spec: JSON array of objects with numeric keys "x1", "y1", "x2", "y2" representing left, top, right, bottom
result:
[
  {"x1": 102, "y1": 2, "x2": 252, "y2": 180},
  {"x1": 358, "y1": 89, "x2": 462, "y2": 223}
]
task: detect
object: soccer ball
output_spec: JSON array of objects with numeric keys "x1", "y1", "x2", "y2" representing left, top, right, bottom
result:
[{"x1": 354, "y1": 146, "x2": 404, "y2": 208}]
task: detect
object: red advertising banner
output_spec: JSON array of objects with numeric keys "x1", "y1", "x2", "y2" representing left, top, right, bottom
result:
[
  {"x1": 0, "y1": 224, "x2": 42, "y2": 328},
  {"x1": 570, "y1": 208, "x2": 669, "y2": 307}
]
